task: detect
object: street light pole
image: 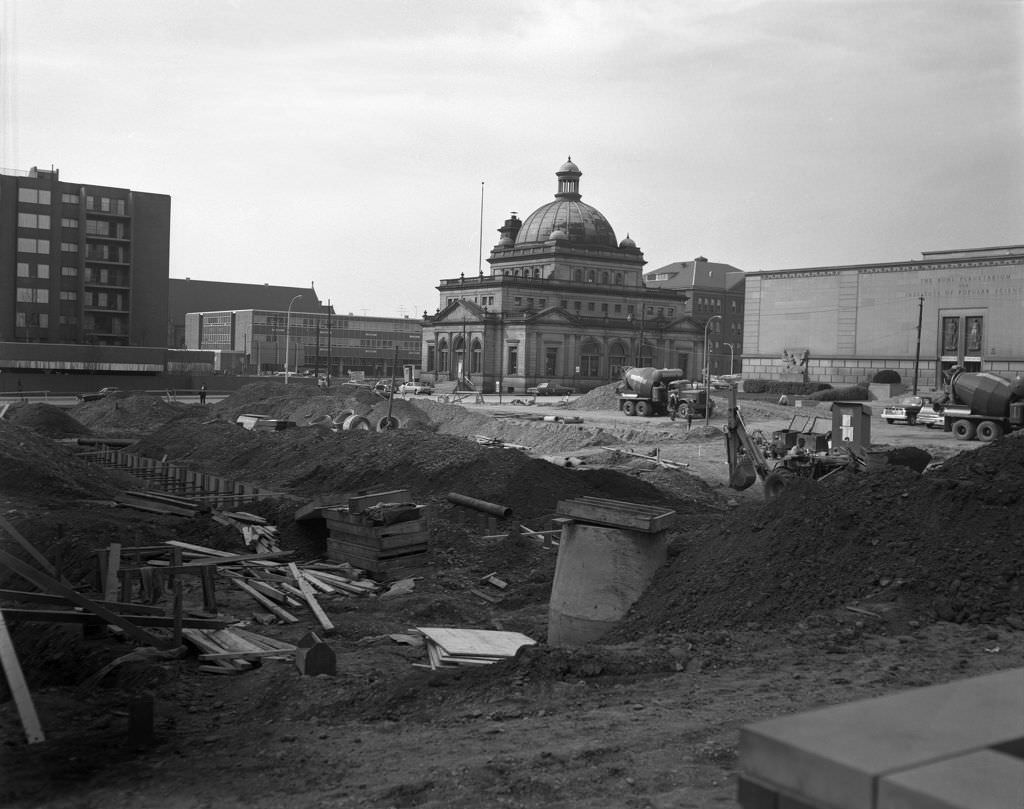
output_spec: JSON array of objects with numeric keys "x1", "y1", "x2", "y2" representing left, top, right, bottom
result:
[
  {"x1": 724, "y1": 342, "x2": 735, "y2": 375},
  {"x1": 704, "y1": 315, "x2": 721, "y2": 427},
  {"x1": 284, "y1": 294, "x2": 302, "y2": 384}
]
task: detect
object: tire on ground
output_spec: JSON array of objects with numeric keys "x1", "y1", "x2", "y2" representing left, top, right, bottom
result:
[
  {"x1": 376, "y1": 415, "x2": 400, "y2": 432},
  {"x1": 341, "y1": 414, "x2": 372, "y2": 431}
]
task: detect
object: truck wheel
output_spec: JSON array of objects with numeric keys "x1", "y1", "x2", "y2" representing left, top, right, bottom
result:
[
  {"x1": 976, "y1": 420, "x2": 1004, "y2": 442},
  {"x1": 951, "y1": 419, "x2": 976, "y2": 440},
  {"x1": 636, "y1": 401, "x2": 653, "y2": 417},
  {"x1": 622, "y1": 400, "x2": 636, "y2": 416}
]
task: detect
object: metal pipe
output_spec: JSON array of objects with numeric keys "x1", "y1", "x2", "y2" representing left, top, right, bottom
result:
[{"x1": 447, "y1": 492, "x2": 512, "y2": 518}]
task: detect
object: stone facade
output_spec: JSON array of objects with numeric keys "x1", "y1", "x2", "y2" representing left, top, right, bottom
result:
[{"x1": 743, "y1": 245, "x2": 1024, "y2": 391}]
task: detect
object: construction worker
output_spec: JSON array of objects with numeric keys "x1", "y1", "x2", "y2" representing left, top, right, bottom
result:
[
  {"x1": 199, "y1": 384, "x2": 207, "y2": 405},
  {"x1": 668, "y1": 389, "x2": 679, "y2": 420}
]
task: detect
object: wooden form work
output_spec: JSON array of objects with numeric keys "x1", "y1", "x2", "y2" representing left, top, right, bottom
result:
[
  {"x1": 322, "y1": 489, "x2": 430, "y2": 577},
  {"x1": 737, "y1": 666, "x2": 1024, "y2": 809}
]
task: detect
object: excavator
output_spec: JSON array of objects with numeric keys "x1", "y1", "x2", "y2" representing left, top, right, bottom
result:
[{"x1": 723, "y1": 386, "x2": 858, "y2": 499}]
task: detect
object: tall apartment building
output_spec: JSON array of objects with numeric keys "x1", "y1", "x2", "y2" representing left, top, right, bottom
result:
[{"x1": 0, "y1": 166, "x2": 171, "y2": 348}]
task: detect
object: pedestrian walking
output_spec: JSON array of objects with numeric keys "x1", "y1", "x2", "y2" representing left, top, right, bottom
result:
[
  {"x1": 686, "y1": 408, "x2": 693, "y2": 430},
  {"x1": 199, "y1": 384, "x2": 207, "y2": 405}
]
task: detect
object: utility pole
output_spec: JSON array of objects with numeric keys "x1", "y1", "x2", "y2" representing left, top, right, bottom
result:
[{"x1": 913, "y1": 295, "x2": 924, "y2": 395}]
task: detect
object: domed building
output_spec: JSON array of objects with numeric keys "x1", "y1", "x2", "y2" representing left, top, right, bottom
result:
[{"x1": 421, "y1": 159, "x2": 705, "y2": 394}]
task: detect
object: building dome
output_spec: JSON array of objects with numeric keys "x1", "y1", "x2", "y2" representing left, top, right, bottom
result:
[
  {"x1": 514, "y1": 159, "x2": 618, "y2": 248},
  {"x1": 619, "y1": 233, "x2": 636, "y2": 248}
]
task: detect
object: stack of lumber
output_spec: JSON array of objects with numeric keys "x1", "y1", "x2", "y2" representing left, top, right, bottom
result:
[
  {"x1": 414, "y1": 627, "x2": 536, "y2": 670},
  {"x1": 322, "y1": 489, "x2": 430, "y2": 577},
  {"x1": 163, "y1": 540, "x2": 378, "y2": 630},
  {"x1": 183, "y1": 627, "x2": 296, "y2": 674},
  {"x1": 212, "y1": 509, "x2": 281, "y2": 553}
]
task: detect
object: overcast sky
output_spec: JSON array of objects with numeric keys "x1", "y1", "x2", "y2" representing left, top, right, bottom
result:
[{"x1": 3, "y1": 0, "x2": 1021, "y2": 318}]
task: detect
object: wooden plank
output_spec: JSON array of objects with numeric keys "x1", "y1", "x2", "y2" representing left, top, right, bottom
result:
[
  {"x1": 416, "y1": 627, "x2": 536, "y2": 658},
  {"x1": 323, "y1": 540, "x2": 428, "y2": 565},
  {"x1": 229, "y1": 627, "x2": 296, "y2": 652},
  {"x1": 347, "y1": 489, "x2": 412, "y2": 514},
  {"x1": 328, "y1": 529, "x2": 429, "y2": 552},
  {"x1": 0, "y1": 589, "x2": 166, "y2": 615},
  {"x1": 0, "y1": 607, "x2": 45, "y2": 744},
  {"x1": 324, "y1": 515, "x2": 427, "y2": 539},
  {"x1": 104, "y1": 543, "x2": 122, "y2": 599},
  {"x1": 301, "y1": 569, "x2": 369, "y2": 596},
  {"x1": 555, "y1": 497, "x2": 676, "y2": 534},
  {"x1": 232, "y1": 579, "x2": 299, "y2": 623},
  {"x1": 0, "y1": 514, "x2": 57, "y2": 577},
  {"x1": 288, "y1": 563, "x2": 335, "y2": 634},
  {"x1": 182, "y1": 551, "x2": 293, "y2": 567},
  {"x1": 0, "y1": 609, "x2": 228, "y2": 629},
  {"x1": 0, "y1": 546, "x2": 166, "y2": 647},
  {"x1": 171, "y1": 548, "x2": 183, "y2": 647},
  {"x1": 199, "y1": 649, "x2": 292, "y2": 661}
]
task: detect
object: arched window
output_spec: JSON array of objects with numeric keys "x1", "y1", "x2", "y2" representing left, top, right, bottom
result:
[
  {"x1": 580, "y1": 338, "x2": 601, "y2": 377},
  {"x1": 534, "y1": 267, "x2": 541, "y2": 278},
  {"x1": 601, "y1": 271, "x2": 609, "y2": 285},
  {"x1": 471, "y1": 338, "x2": 482, "y2": 374},
  {"x1": 438, "y1": 338, "x2": 449, "y2": 373},
  {"x1": 608, "y1": 341, "x2": 628, "y2": 379},
  {"x1": 453, "y1": 335, "x2": 466, "y2": 376},
  {"x1": 587, "y1": 270, "x2": 595, "y2": 283},
  {"x1": 615, "y1": 273, "x2": 623, "y2": 285},
  {"x1": 574, "y1": 269, "x2": 582, "y2": 282},
  {"x1": 426, "y1": 343, "x2": 435, "y2": 372}
]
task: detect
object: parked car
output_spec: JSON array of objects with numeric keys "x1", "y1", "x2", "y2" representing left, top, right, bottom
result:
[
  {"x1": 527, "y1": 382, "x2": 575, "y2": 396},
  {"x1": 398, "y1": 381, "x2": 434, "y2": 395},
  {"x1": 881, "y1": 395, "x2": 937, "y2": 426},
  {"x1": 915, "y1": 399, "x2": 945, "y2": 429},
  {"x1": 77, "y1": 386, "x2": 121, "y2": 402}
]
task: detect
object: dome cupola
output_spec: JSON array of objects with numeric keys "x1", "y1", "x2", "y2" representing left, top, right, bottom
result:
[{"x1": 514, "y1": 158, "x2": 618, "y2": 247}]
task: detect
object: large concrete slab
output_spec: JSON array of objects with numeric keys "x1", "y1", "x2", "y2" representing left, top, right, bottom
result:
[
  {"x1": 878, "y1": 749, "x2": 1024, "y2": 809},
  {"x1": 738, "y1": 667, "x2": 1024, "y2": 809}
]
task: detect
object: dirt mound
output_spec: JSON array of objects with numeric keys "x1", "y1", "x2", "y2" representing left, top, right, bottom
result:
[
  {"x1": 571, "y1": 382, "x2": 620, "y2": 411},
  {"x1": 0, "y1": 423, "x2": 129, "y2": 502},
  {"x1": 131, "y1": 414, "x2": 694, "y2": 525},
  {"x1": 71, "y1": 391, "x2": 194, "y2": 436},
  {"x1": 615, "y1": 434, "x2": 1024, "y2": 636},
  {"x1": 4, "y1": 402, "x2": 91, "y2": 438}
]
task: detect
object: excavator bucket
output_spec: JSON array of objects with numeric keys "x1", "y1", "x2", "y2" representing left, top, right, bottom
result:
[{"x1": 728, "y1": 456, "x2": 757, "y2": 490}]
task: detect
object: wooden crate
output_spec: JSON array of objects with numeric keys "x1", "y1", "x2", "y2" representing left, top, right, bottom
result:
[
  {"x1": 326, "y1": 537, "x2": 429, "y2": 577},
  {"x1": 324, "y1": 505, "x2": 430, "y2": 576}
]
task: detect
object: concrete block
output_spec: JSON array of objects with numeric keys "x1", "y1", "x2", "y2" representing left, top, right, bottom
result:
[
  {"x1": 878, "y1": 749, "x2": 1024, "y2": 809},
  {"x1": 739, "y1": 668, "x2": 1024, "y2": 809}
]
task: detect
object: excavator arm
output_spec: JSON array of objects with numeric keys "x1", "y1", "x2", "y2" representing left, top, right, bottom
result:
[{"x1": 723, "y1": 386, "x2": 772, "y2": 491}]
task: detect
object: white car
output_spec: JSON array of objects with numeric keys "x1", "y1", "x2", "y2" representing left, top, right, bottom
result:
[{"x1": 398, "y1": 381, "x2": 434, "y2": 395}]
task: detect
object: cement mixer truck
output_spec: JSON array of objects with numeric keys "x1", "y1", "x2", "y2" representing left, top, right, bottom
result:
[
  {"x1": 616, "y1": 367, "x2": 714, "y2": 418},
  {"x1": 934, "y1": 368, "x2": 1024, "y2": 441}
]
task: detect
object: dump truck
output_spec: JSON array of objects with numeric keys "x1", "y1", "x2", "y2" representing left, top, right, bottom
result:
[
  {"x1": 616, "y1": 367, "x2": 714, "y2": 418},
  {"x1": 933, "y1": 368, "x2": 1024, "y2": 441}
]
